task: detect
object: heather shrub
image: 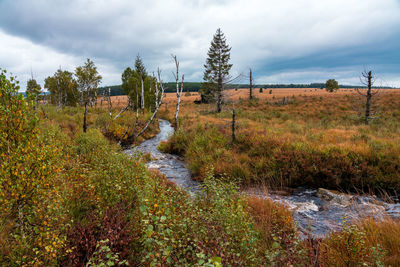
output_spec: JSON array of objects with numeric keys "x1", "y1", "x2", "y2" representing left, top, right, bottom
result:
[{"x1": 63, "y1": 202, "x2": 137, "y2": 267}]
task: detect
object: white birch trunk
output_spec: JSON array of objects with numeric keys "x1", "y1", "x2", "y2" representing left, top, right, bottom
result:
[
  {"x1": 136, "y1": 69, "x2": 165, "y2": 138},
  {"x1": 141, "y1": 78, "x2": 145, "y2": 112}
]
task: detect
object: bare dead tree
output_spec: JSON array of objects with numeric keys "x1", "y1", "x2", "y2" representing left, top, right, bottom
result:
[
  {"x1": 105, "y1": 102, "x2": 130, "y2": 130},
  {"x1": 141, "y1": 78, "x2": 145, "y2": 113},
  {"x1": 106, "y1": 70, "x2": 164, "y2": 144},
  {"x1": 231, "y1": 109, "x2": 236, "y2": 143},
  {"x1": 355, "y1": 70, "x2": 380, "y2": 125},
  {"x1": 172, "y1": 54, "x2": 184, "y2": 128},
  {"x1": 100, "y1": 87, "x2": 112, "y2": 110},
  {"x1": 104, "y1": 88, "x2": 132, "y2": 130},
  {"x1": 218, "y1": 73, "x2": 246, "y2": 105},
  {"x1": 135, "y1": 68, "x2": 165, "y2": 138},
  {"x1": 249, "y1": 68, "x2": 253, "y2": 100},
  {"x1": 107, "y1": 89, "x2": 112, "y2": 117}
]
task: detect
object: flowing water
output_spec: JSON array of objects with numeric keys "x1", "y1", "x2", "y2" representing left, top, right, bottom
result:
[
  {"x1": 126, "y1": 119, "x2": 400, "y2": 237},
  {"x1": 125, "y1": 119, "x2": 200, "y2": 193}
]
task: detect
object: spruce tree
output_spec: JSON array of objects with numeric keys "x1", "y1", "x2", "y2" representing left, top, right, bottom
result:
[
  {"x1": 202, "y1": 28, "x2": 232, "y2": 112},
  {"x1": 134, "y1": 54, "x2": 147, "y2": 80}
]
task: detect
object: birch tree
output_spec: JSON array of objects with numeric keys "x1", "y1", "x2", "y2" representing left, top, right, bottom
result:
[
  {"x1": 75, "y1": 59, "x2": 102, "y2": 133},
  {"x1": 135, "y1": 69, "x2": 165, "y2": 138},
  {"x1": 45, "y1": 69, "x2": 78, "y2": 107},
  {"x1": 108, "y1": 70, "x2": 164, "y2": 144},
  {"x1": 121, "y1": 55, "x2": 157, "y2": 111},
  {"x1": 172, "y1": 54, "x2": 184, "y2": 128}
]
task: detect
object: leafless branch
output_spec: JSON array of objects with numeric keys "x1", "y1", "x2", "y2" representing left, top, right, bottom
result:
[{"x1": 135, "y1": 68, "x2": 165, "y2": 138}]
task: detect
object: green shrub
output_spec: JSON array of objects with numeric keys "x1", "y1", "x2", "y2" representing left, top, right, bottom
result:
[{"x1": 75, "y1": 129, "x2": 110, "y2": 156}]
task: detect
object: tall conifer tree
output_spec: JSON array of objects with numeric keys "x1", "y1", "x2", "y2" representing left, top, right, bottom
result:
[{"x1": 202, "y1": 28, "x2": 232, "y2": 112}]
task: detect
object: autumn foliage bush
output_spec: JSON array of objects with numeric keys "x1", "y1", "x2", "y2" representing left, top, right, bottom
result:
[
  {"x1": 0, "y1": 70, "x2": 66, "y2": 265},
  {"x1": 63, "y1": 202, "x2": 137, "y2": 266}
]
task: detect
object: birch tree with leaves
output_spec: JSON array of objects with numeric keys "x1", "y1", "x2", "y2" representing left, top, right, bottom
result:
[{"x1": 75, "y1": 58, "x2": 102, "y2": 133}]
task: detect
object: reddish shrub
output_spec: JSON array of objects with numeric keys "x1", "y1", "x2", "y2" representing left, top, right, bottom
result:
[{"x1": 63, "y1": 202, "x2": 138, "y2": 266}]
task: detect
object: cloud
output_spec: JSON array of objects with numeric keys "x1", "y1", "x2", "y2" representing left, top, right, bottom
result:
[
  {"x1": 0, "y1": 0, "x2": 399, "y2": 88},
  {"x1": 0, "y1": 30, "x2": 80, "y2": 88},
  {"x1": 257, "y1": 66, "x2": 400, "y2": 87},
  {"x1": 0, "y1": 29, "x2": 126, "y2": 89}
]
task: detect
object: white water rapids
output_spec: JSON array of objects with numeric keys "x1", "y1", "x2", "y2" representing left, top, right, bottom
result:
[{"x1": 125, "y1": 120, "x2": 400, "y2": 237}]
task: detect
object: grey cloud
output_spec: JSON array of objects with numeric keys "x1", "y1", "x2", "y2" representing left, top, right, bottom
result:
[{"x1": 0, "y1": 0, "x2": 399, "y2": 88}]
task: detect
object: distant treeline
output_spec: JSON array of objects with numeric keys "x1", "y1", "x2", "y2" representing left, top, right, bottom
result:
[{"x1": 98, "y1": 83, "x2": 395, "y2": 96}]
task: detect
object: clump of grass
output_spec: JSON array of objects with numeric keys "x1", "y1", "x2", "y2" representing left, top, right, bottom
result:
[{"x1": 357, "y1": 218, "x2": 400, "y2": 266}]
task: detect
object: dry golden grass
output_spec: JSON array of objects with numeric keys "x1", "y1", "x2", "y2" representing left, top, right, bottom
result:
[
  {"x1": 358, "y1": 217, "x2": 400, "y2": 266},
  {"x1": 99, "y1": 88, "x2": 400, "y2": 114},
  {"x1": 159, "y1": 88, "x2": 400, "y2": 192}
]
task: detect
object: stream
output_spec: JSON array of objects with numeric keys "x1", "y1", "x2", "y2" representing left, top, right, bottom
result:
[{"x1": 126, "y1": 119, "x2": 400, "y2": 238}]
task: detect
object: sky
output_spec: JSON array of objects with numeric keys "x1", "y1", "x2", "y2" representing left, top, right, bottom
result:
[{"x1": 0, "y1": 0, "x2": 399, "y2": 91}]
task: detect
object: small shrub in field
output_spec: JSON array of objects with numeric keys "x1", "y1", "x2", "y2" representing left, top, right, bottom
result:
[
  {"x1": 245, "y1": 196, "x2": 306, "y2": 265},
  {"x1": 358, "y1": 218, "x2": 400, "y2": 266},
  {"x1": 157, "y1": 128, "x2": 189, "y2": 155},
  {"x1": 320, "y1": 222, "x2": 386, "y2": 266},
  {"x1": 63, "y1": 202, "x2": 137, "y2": 267},
  {"x1": 86, "y1": 239, "x2": 129, "y2": 266},
  {"x1": 75, "y1": 129, "x2": 109, "y2": 156}
]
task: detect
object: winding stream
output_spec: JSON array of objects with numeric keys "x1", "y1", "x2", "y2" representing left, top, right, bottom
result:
[
  {"x1": 125, "y1": 120, "x2": 200, "y2": 193},
  {"x1": 126, "y1": 120, "x2": 400, "y2": 237}
]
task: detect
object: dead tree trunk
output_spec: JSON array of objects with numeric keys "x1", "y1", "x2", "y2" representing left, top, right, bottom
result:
[
  {"x1": 231, "y1": 109, "x2": 236, "y2": 143},
  {"x1": 172, "y1": 55, "x2": 184, "y2": 128},
  {"x1": 356, "y1": 70, "x2": 379, "y2": 125},
  {"x1": 83, "y1": 101, "x2": 88, "y2": 133},
  {"x1": 141, "y1": 78, "x2": 145, "y2": 113},
  {"x1": 135, "y1": 69, "x2": 165, "y2": 138},
  {"x1": 249, "y1": 68, "x2": 253, "y2": 100},
  {"x1": 365, "y1": 72, "x2": 372, "y2": 125}
]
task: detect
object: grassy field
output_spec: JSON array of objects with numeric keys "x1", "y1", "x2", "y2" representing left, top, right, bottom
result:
[{"x1": 159, "y1": 88, "x2": 400, "y2": 194}]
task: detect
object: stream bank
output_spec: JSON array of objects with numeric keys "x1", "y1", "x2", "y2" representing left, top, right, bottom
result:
[{"x1": 126, "y1": 119, "x2": 400, "y2": 237}]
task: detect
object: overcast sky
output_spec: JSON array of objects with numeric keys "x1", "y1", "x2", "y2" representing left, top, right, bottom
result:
[{"x1": 1, "y1": 0, "x2": 399, "y2": 90}]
